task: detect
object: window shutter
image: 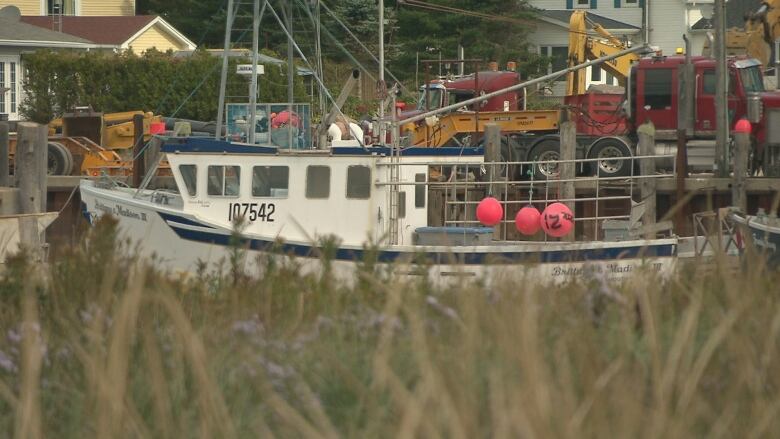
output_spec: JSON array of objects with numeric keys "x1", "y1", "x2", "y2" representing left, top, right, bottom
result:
[
  {"x1": 614, "y1": 0, "x2": 621, "y2": 7},
  {"x1": 590, "y1": 0, "x2": 597, "y2": 8},
  {"x1": 566, "y1": 0, "x2": 573, "y2": 9}
]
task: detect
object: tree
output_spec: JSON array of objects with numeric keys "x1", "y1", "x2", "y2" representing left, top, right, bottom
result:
[{"x1": 137, "y1": 0, "x2": 228, "y2": 47}]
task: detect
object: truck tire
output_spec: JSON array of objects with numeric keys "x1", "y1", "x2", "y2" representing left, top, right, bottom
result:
[
  {"x1": 527, "y1": 139, "x2": 560, "y2": 180},
  {"x1": 47, "y1": 142, "x2": 74, "y2": 176},
  {"x1": 588, "y1": 139, "x2": 632, "y2": 177}
]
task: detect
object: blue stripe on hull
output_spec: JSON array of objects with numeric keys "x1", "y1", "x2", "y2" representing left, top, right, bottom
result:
[{"x1": 163, "y1": 215, "x2": 675, "y2": 265}]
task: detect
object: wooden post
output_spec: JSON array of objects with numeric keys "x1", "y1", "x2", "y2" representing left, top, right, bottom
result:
[
  {"x1": 37, "y1": 127, "x2": 47, "y2": 212},
  {"x1": 144, "y1": 135, "x2": 163, "y2": 173},
  {"x1": 638, "y1": 121, "x2": 657, "y2": 239},
  {"x1": 733, "y1": 130, "x2": 749, "y2": 211},
  {"x1": 560, "y1": 119, "x2": 576, "y2": 242},
  {"x1": 484, "y1": 123, "x2": 502, "y2": 238},
  {"x1": 0, "y1": 122, "x2": 9, "y2": 187},
  {"x1": 16, "y1": 122, "x2": 47, "y2": 260},
  {"x1": 132, "y1": 114, "x2": 145, "y2": 188}
]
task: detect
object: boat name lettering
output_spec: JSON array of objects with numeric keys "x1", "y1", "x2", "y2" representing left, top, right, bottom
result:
[
  {"x1": 228, "y1": 202, "x2": 275, "y2": 223},
  {"x1": 94, "y1": 200, "x2": 147, "y2": 221}
]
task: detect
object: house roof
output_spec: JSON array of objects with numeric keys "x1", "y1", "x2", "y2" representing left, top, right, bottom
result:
[
  {"x1": 20, "y1": 15, "x2": 157, "y2": 45},
  {"x1": 537, "y1": 9, "x2": 640, "y2": 32},
  {"x1": 0, "y1": 6, "x2": 94, "y2": 47}
]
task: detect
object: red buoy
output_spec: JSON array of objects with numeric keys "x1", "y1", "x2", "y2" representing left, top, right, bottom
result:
[
  {"x1": 734, "y1": 118, "x2": 751, "y2": 134},
  {"x1": 541, "y1": 202, "x2": 574, "y2": 238},
  {"x1": 515, "y1": 205, "x2": 541, "y2": 235},
  {"x1": 476, "y1": 197, "x2": 503, "y2": 226}
]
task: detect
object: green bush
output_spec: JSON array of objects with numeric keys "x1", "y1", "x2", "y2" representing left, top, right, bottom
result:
[{"x1": 20, "y1": 49, "x2": 307, "y2": 124}]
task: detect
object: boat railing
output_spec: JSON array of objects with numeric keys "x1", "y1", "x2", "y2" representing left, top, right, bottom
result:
[{"x1": 376, "y1": 153, "x2": 676, "y2": 241}]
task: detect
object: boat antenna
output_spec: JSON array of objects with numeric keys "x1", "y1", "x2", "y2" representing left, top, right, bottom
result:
[
  {"x1": 248, "y1": 0, "x2": 266, "y2": 144},
  {"x1": 378, "y1": 0, "x2": 386, "y2": 145},
  {"x1": 265, "y1": 1, "x2": 366, "y2": 146},
  {"x1": 216, "y1": 0, "x2": 239, "y2": 140}
]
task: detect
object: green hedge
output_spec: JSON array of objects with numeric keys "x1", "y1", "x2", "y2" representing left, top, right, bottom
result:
[{"x1": 21, "y1": 49, "x2": 307, "y2": 124}]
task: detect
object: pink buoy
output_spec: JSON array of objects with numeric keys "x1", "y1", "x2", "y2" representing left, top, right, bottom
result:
[
  {"x1": 515, "y1": 205, "x2": 541, "y2": 235},
  {"x1": 476, "y1": 197, "x2": 503, "y2": 226},
  {"x1": 540, "y1": 202, "x2": 574, "y2": 238}
]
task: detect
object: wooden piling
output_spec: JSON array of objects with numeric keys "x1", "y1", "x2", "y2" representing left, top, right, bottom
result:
[
  {"x1": 0, "y1": 122, "x2": 8, "y2": 187},
  {"x1": 484, "y1": 123, "x2": 502, "y2": 238},
  {"x1": 16, "y1": 122, "x2": 47, "y2": 260},
  {"x1": 132, "y1": 114, "x2": 145, "y2": 188},
  {"x1": 559, "y1": 119, "x2": 576, "y2": 242},
  {"x1": 638, "y1": 121, "x2": 657, "y2": 239},
  {"x1": 733, "y1": 131, "x2": 749, "y2": 211}
]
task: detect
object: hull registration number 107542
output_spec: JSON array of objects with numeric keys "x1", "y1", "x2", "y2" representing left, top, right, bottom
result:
[{"x1": 228, "y1": 202, "x2": 276, "y2": 222}]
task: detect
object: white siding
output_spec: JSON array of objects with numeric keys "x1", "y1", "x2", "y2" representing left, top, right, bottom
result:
[{"x1": 648, "y1": 0, "x2": 687, "y2": 54}]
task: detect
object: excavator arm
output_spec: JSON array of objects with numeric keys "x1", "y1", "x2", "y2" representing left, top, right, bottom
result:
[
  {"x1": 566, "y1": 10, "x2": 639, "y2": 96},
  {"x1": 745, "y1": 0, "x2": 780, "y2": 67}
]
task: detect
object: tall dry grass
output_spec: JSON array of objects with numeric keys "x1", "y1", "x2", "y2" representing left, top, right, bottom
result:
[{"x1": 0, "y1": 217, "x2": 779, "y2": 438}]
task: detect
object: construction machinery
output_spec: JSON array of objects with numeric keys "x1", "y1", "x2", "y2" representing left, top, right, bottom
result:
[
  {"x1": 702, "y1": 0, "x2": 780, "y2": 72},
  {"x1": 566, "y1": 10, "x2": 640, "y2": 96},
  {"x1": 401, "y1": 10, "x2": 640, "y2": 150}
]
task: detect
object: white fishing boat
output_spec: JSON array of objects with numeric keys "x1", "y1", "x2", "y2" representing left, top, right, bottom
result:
[
  {"x1": 79, "y1": 0, "x2": 678, "y2": 284},
  {"x1": 80, "y1": 140, "x2": 677, "y2": 283}
]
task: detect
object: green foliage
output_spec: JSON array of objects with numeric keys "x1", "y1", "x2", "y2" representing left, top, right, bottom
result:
[{"x1": 20, "y1": 49, "x2": 307, "y2": 123}]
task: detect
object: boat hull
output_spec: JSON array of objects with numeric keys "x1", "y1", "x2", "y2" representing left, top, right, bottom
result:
[{"x1": 80, "y1": 181, "x2": 678, "y2": 285}]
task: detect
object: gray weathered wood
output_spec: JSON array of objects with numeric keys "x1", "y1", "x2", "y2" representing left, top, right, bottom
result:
[
  {"x1": 559, "y1": 120, "x2": 576, "y2": 242},
  {"x1": 732, "y1": 131, "x2": 749, "y2": 211},
  {"x1": 132, "y1": 114, "x2": 145, "y2": 188},
  {"x1": 144, "y1": 135, "x2": 163, "y2": 174},
  {"x1": 17, "y1": 122, "x2": 46, "y2": 215},
  {"x1": 638, "y1": 121, "x2": 657, "y2": 239},
  {"x1": 484, "y1": 124, "x2": 502, "y2": 238},
  {"x1": 0, "y1": 122, "x2": 9, "y2": 187},
  {"x1": 16, "y1": 122, "x2": 47, "y2": 259},
  {"x1": 36, "y1": 126, "x2": 47, "y2": 212}
]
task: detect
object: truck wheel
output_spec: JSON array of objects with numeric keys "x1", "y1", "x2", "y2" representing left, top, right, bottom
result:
[
  {"x1": 528, "y1": 139, "x2": 560, "y2": 180},
  {"x1": 588, "y1": 139, "x2": 632, "y2": 177},
  {"x1": 47, "y1": 142, "x2": 74, "y2": 176}
]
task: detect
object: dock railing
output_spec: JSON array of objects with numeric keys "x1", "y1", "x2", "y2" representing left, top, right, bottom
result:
[{"x1": 376, "y1": 153, "x2": 676, "y2": 241}]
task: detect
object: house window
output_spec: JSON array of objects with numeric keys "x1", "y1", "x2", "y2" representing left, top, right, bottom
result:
[
  {"x1": 252, "y1": 166, "x2": 289, "y2": 197},
  {"x1": 306, "y1": 165, "x2": 330, "y2": 199},
  {"x1": 541, "y1": 46, "x2": 569, "y2": 81},
  {"x1": 346, "y1": 165, "x2": 371, "y2": 199},
  {"x1": 207, "y1": 165, "x2": 241, "y2": 197},
  {"x1": 623, "y1": 0, "x2": 638, "y2": 6},
  {"x1": 591, "y1": 65, "x2": 602, "y2": 82},
  {"x1": 179, "y1": 165, "x2": 197, "y2": 196},
  {"x1": 575, "y1": 0, "x2": 590, "y2": 8},
  {"x1": 9, "y1": 62, "x2": 15, "y2": 114},
  {"x1": 48, "y1": 0, "x2": 76, "y2": 15},
  {"x1": 643, "y1": 69, "x2": 673, "y2": 110}
]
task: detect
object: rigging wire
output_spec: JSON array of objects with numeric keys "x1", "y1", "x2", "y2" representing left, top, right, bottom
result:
[
  {"x1": 399, "y1": 0, "x2": 533, "y2": 26},
  {"x1": 319, "y1": 0, "x2": 412, "y2": 96},
  {"x1": 265, "y1": 1, "x2": 366, "y2": 146}
]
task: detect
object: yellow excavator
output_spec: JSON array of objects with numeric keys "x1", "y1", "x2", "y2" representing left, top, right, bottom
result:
[
  {"x1": 566, "y1": 10, "x2": 639, "y2": 96},
  {"x1": 702, "y1": 0, "x2": 780, "y2": 70}
]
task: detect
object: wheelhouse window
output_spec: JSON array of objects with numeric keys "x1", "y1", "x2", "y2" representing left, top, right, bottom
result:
[
  {"x1": 207, "y1": 165, "x2": 241, "y2": 197},
  {"x1": 415, "y1": 173, "x2": 426, "y2": 208},
  {"x1": 306, "y1": 165, "x2": 330, "y2": 199},
  {"x1": 252, "y1": 166, "x2": 289, "y2": 197},
  {"x1": 346, "y1": 165, "x2": 371, "y2": 199},
  {"x1": 643, "y1": 68, "x2": 673, "y2": 110},
  {"x1": 179, "y1": 165, "x2": 197, "y2": 196}
]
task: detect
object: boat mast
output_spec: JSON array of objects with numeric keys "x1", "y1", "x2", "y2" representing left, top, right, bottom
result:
[
  {"x1": 248, "y1": 0, "x2": 263, "y2": 144},
  {"x1": 285, "y1": 2, "x2": 295, "y2": 148},
  {"x1": 378, "y1": 0, "x2": 385, "y2": 145},
  {"x1": 216, "y1": 0, "x2": 236, "y2": 140}
]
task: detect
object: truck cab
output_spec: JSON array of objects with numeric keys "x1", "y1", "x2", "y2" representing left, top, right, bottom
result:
[
  {"x1": 403, "y1": 71, "x2": 523, "y2": 120},
  {"x1": 626, "y1": 55, "x2": 780, "y2": 173}
]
